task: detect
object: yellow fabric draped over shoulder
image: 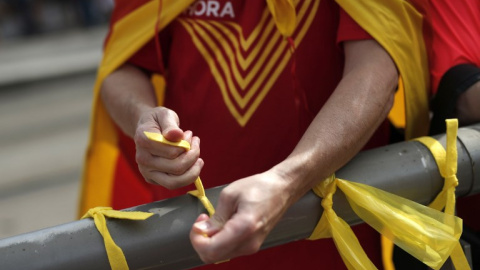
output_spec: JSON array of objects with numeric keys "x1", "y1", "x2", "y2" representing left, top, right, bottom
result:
[
  {"x1": 337, "y1": 0, "x2": 430, "y2": 140},
  {"x1": 78, "y1": 0, "x2": 195, "y2": 216},
  {"x1": 336, "y1": 3, "x2": 430, "y2": 267}
]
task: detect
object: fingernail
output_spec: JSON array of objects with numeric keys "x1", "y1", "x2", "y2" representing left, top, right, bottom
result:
[{"x1": 194, "y1": 220, "x2": 210, "y2": 232}]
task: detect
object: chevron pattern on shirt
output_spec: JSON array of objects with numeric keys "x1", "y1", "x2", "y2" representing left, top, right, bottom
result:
[{"x1": 179, "y1": 0, "x2": 319, "y2": 126}]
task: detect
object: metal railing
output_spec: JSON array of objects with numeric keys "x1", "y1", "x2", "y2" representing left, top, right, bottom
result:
[{"x1": 1, "y1": 124, "x2": 479, "y2": 270}]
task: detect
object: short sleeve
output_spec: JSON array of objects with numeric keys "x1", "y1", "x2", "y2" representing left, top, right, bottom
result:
[
  {"x1": 336, "y1": 8, "x2": 372, "y2": 44},
  {"x1": 127, "y1": 26, "x2": 172, "y2": 75},
  {"x1": 127, "y1": 39, "x2": 163, "y2": 74}
]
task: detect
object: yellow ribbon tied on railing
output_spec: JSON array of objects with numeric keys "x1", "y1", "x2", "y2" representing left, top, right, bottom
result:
[
  {"x1": 82, "y1": 207, "x2": 154, "y2": 270},
  {"x1": 144, "y1": 131, "x2": 215, "y2": 216},
  {"x1": 308, "y1": 172, "x2": 463, "y2": 270},
  {"x1": 308, "y1": 175, "x2": 377, "y2": 270},
  {"x1": 415, "y1": 119, "x2": 471, "y2": 269}
]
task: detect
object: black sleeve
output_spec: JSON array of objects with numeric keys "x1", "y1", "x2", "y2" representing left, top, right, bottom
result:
[{"x1": 429, "y1": 64, "x2": 480, "y2": 135}]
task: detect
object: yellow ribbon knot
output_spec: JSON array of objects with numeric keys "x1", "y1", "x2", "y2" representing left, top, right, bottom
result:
[
  {"x1": 309, "y1": 175, "x2": 378, "y2": 270},
  {"x1": 312, "y1": 174, "x2": 335, "y2": 198},
  {"x1": 415, "y1": 119, "x2": 471, "y2": 269},
  {"x1": 315, "y1": 176, "x2": 336, "y2": 210},
  {"x1": 82, "y1": 207, "x2": 154, "y2": 270},
  {"x1": 309, "y1": 170, "x2": 463, "y2": 269},
  {"x1": 445, "y1": 175, "x2": 459, "y2": 189}
]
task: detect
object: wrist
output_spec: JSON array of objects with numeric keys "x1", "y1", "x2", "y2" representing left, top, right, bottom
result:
[
  {"x1": 270, "y1": 157, "x2": 316, "y2": 204},
  {"x1": 126, "y1": 103, "x2": 154, "y2": 137}
]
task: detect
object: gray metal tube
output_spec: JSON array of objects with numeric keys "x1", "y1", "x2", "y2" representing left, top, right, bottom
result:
[{"x1": 1, "y1": 124, "x2": 479, "y2": 270}]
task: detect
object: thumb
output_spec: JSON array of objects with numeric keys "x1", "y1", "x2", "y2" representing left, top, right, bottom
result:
[
  {"x1": 192, "y1": 214, "x2": 224, "y2": 237},
  {"x1": 157, "y1": 109, "x2": 183, "y2": 142},
  {"x1": 192, "y1": 191, "x2": 236, "y2": 237}
]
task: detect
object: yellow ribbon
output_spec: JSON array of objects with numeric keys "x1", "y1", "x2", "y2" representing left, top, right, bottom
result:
[
  {"x1": 266, "y1": 0, "x2": 297, "y2": 37},
  {"x1": 308, "y1": 175, "x2": 377, "y2": 270},
  {"x1": 415, "y1": 120, "x2": 458, "y2": 213},
  {"x1": 309, "y1": 172, "x2": 463, "y2": 270},
  {"x1": 144, "y1": 131, "x2": 215, "y2": 216},
  {"x1": 82, "y1": 207, "x2": 154, "y2": 270},
  {"x1": 82, "y1": 131, "x2": 216, "y2": 270},
  {"x1": 415, "y1": 119, "x2": 471, "y2": 270}
]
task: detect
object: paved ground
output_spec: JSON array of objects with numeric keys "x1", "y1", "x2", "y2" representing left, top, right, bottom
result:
[
  {"x1": 0, "y1": 26, "x2": 106, "y2": 87},
  {"x1": 0, "y1": 27, "x2": 105, "y2": 239}
]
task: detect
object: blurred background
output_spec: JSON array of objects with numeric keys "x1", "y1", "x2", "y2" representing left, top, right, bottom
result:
[{"x1": 0, "y1": 0, "x2": 113, "y2": 239}]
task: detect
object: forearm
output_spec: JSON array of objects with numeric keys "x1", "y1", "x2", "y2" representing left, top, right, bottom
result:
[
  {"x1": 101, "y1": 64, "x2": 157, "y2": 138},
  {"x1": 275, "y1": 40, "x2": 398, "y2": 203}
]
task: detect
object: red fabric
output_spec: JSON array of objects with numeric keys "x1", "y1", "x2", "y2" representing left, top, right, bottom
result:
[
  {"x1": 409, "y1": 0, "x2": 480, "y2": 231},
  {"x1": 107, "y1": 0, "x2": 389, "y2": 269},
  {"x1": 410, "y1": 0, "x2": 480, "y2": 95},
  {"x1": 337, "y1": 8, "x2": 371, "y2": 44},
  {"x1": 111, "y1": 129, "x2": 156, "y2": 210}
]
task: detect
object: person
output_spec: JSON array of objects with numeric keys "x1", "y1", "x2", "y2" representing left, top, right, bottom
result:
[
  {"x1": 412, "y1": 0, "x2": 480, "y2": 136},
  {"x1": 390, "y1": 1, "x2": 480, "y2": 268},
  {"x1": 79, "y1": 0, "x2": 429, "y2": 268}
]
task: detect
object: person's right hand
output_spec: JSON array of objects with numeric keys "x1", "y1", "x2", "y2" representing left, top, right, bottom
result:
[{"x1": 133, "y1": 106, "x2": 204, "y2": 189}]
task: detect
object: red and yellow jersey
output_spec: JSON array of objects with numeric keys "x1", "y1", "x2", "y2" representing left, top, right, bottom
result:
[
  {"x1": 79, "y1": 0, "x2": 429, "y2": 268},
  {"x1": 124, "y1": 0, "x2": 390, "y2": 203}
]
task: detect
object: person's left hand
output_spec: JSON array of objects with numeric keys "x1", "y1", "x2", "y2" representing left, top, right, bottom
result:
[{"x1": 189, "y1": 169, "x2": 294, "y2": 263}]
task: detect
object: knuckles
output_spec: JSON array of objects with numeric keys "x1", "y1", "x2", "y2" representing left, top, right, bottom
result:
[
  {"x1": 135, "y1": 151, "x2": 149, "y2": 166},
  {"x1": 238, "y1": 215, "x2": 260, "y2": 236},
  {"x1": 154, "y1": 107, "x2": 180, "y2": 124},
  {"x1": 218, "y1": 188, "x2": 235, "y2": 204},
  {"x1": 169, "y1": 162, "x2": 188, "y2": 176},
  {"x1": 163, "y1": 148, "x2": 183, "y2": 160},
  {"x1": 133, "y1": 131, "x2": 150, "y2": 148}
]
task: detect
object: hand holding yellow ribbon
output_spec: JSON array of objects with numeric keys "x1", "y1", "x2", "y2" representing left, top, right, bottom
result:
[
  {"x1": 82, "y1": 131, "x2": 216, "y2": 270},
  {"x1": 143, "y1": 131, "x2": 215, "y2": 216}
]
